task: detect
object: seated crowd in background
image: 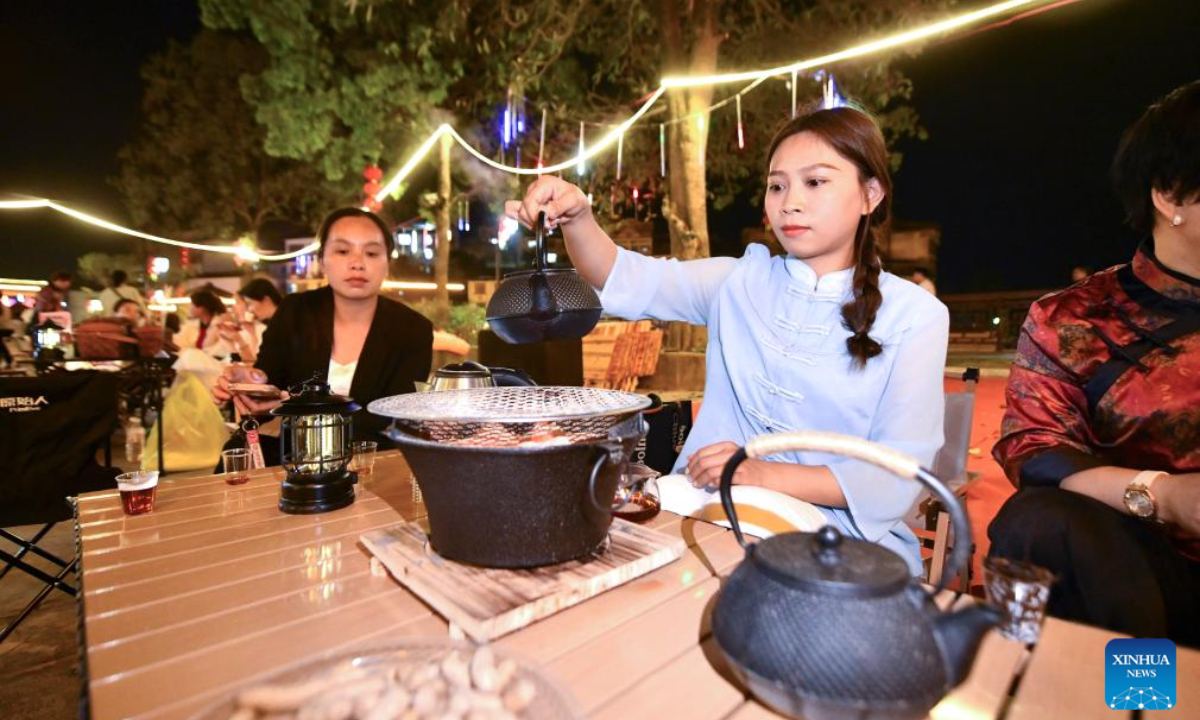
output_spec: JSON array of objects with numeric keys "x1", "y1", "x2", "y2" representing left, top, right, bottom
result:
[
  {"x1": 175, "y1": 290, "x2": 230, "y2": 357},
  {"x1": 216, "y1": 278, "x2": 282, "y2": 364},
  {"x1": 100, "y1": 269, "x2": 146, "y2": 316}
]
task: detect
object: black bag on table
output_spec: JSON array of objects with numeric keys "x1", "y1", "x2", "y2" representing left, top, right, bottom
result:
[{"x1": 631, "y1": 394, "x2": 694, "y2": 475}]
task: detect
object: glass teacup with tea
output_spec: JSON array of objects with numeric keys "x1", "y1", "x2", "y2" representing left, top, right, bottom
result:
[{"x1": 612, "y1": 463, "x2": 661, "y2": 523}]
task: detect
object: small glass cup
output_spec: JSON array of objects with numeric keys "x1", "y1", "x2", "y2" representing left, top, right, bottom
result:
[
  {"x1": 222, "y1": 448, "x2": 251, "y2": 486},
  {"x1": 612, "y1": 463, "x2": 662, "y2": 523},
  {"x1": 350, "y1": 441, "x2": 379, "y2": 476},
  {"x1": 117, "y1": 471, "x2": 159, "y2": 516},
  {"x1": 983, "y1": 557, "x2": 1056, "y2": 644}
]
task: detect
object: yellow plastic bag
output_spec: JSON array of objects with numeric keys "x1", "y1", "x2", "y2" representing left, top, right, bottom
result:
[{"x1": 143, "y1": 371, "x2": 230, "y2": 473}]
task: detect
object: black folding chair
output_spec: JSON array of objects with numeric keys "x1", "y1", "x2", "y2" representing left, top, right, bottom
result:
[{"x1": 0, "y1": 370, "x2": 121, "y2": 643}]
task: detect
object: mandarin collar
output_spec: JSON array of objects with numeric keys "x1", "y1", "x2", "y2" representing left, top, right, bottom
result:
[
  {"x1": 1133, "y1": 238, "x2": 1200, "y2": 304},
  {"x1": 784, "y1": 255, "x2": 855, "y2": 294}
]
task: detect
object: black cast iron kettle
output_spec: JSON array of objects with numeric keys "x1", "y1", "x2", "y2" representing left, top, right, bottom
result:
[
  {"x1": 711, "y1": 430, "x2": 1001, "y2": 720},
  {"x1": 486, "y1": 211, "x2": 603, "y2": 344}
]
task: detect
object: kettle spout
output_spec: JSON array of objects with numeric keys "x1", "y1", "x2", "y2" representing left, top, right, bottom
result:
[{"x1": 933, "y1": 604, "x2": 1003, "y2": 688}]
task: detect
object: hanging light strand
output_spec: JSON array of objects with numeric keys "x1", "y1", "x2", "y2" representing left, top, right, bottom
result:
[
  {"x1": 659, "y1": 124, "x2": 666, "y2": 177},
  {"x1": 736, "y1": 93, "x2": 745, "y2": 150},
  {"x1": 537, "y1": 107, "x2": 547, "y2": 170},
  {"x1": 616, "y1": 131, "x2": 624, "y2": 180},
  {"x1": 576, "y1": 121, "x2": 587, "y2": 176},
  {"x1": 0, "y1": 198, "x2": 316, "y2": 261},
  {"x1": 0, "y1": 1, "x2": 1065, "y2": 260},
  {"x1": 661, "y1": 0, "x2": 1045, "y2": 88}
]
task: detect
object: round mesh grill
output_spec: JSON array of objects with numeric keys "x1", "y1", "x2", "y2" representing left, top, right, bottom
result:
[{"x1": 368, "y1": 386, "x2": 651, "y2": 447}]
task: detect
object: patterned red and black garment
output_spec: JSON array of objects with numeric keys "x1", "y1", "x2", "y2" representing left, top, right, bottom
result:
[{"x1": 993, "y1": 239, "x2": 1200, "y2": 560}]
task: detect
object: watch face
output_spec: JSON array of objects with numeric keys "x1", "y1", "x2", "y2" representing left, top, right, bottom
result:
[{"x1": 1124, "y1": 488, "x2": 1155, "y2": 518}]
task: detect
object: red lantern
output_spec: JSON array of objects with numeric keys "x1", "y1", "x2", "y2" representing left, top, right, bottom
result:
[
  {"x1": 363, "y1": 164, "x2": 383, "y2": 181},
  {"x1": 363, "y1": 180, "x2": 382, "y2": 196},
  {"x1": 365, "y1": 198, "x2": 383, "y2": 213}
]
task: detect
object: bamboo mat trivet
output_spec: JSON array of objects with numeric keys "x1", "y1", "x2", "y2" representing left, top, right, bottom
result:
[{"x1": 361, "y1": 519, "x2": 685, "y2": 642}]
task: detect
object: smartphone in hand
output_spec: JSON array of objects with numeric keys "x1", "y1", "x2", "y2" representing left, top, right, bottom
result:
[{"x1": 227, "y1": 382, "x2": 282, "y2": 399}]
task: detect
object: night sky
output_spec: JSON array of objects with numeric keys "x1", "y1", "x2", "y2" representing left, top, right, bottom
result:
[
  {"x1": 0, "y1": 1, "x2": 200, "y2": 279},
  {"x1": 1, "y1": 0, "x2": 1197, "y2": 292},
  {"x1": 892, "y1": 0, "x2": 1200, "y2": 292}
]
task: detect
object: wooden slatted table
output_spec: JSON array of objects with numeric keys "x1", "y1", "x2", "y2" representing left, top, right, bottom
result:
[{"x1": 75, "y1": 451, "x2": 1200, "y2": 719}]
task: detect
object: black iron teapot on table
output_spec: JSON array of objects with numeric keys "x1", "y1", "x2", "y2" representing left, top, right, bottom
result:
[{"x1": 711, "y1": 430, "x2": 1001, "y2": 720}]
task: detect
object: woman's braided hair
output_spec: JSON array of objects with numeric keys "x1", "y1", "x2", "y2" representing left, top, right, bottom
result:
[{"x1": 766, "y1": 106, "x2": 892, "y2": 369}]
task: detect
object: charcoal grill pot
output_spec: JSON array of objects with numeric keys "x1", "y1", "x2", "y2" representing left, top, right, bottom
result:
[
  {"x1": 368, "y1": 387, "x2": 651, "y2": 568},
  {"x1": 710, "y1": 430, "x2": 1001, "y2": 720}
]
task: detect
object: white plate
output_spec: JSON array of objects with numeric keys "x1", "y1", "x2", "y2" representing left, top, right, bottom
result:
[{"x1": 658, "y1": 474, "x2": 828, "y2": 538}]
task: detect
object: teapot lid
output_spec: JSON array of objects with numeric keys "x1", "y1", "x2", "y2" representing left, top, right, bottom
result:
[
  {"x1": 435, "y1": 361, "x2": 492, "y2": 378},
  {"x1": 752, "y1": 525, "x2": 910, "y2": 599}
]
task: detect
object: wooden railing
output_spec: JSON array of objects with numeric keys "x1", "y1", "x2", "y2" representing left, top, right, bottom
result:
[{"x1": 940, "y1": 288, "x2": 1054, "y2": 351}]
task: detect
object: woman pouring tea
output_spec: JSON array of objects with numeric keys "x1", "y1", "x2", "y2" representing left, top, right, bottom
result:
[{"x1": 508, "y1": 105, "x2": 949, "y2": 572}]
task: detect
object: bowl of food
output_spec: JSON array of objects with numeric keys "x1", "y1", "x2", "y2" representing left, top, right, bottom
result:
[{"x1": 191, "y1": 637, "x2": 582, "y2": 720}]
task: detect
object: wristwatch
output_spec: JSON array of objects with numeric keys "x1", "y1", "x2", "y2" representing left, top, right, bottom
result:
[{"x1": 1123, "y1": 470, "x2": 1169, "y2": 522}]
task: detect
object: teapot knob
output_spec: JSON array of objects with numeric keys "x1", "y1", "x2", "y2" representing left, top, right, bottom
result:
[{"x1": 813, "y1": 524, "x2": 843, "y2": 565}]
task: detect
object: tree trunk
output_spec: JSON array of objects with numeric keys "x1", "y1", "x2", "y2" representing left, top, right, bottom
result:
[
  {"x1": 660, "y1": 0, "x2": 722, "y2": 351},
  {"x1": 435, "y1": 132, "x2": 452, "y2": 308}
]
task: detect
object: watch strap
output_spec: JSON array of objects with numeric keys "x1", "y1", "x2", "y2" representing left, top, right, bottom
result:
[{"x1": 1130, "y1": 470, "x2": 1169, "y2": 493}]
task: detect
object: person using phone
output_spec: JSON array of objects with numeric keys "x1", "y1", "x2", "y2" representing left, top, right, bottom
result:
[
  {"x1": 176, "y1": 289, "x2": 233, "y2": 357},
  {"x1": 213, "y1": 207, "x2": 433, "y2": 463},
  {"x1": 218, "y1": 279, "x2": 283, "y2": 364}
]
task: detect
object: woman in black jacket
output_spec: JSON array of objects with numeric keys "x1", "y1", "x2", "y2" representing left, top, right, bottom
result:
[{"x1": 214, "y1": 207, "x2": 432, "y2": 453}]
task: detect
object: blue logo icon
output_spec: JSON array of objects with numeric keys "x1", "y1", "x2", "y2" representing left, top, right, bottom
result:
[{"x1": 1105, "y1": 638, "x2": 1176, "y2": 710}]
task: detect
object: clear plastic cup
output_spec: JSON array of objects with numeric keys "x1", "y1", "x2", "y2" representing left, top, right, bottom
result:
[
  {"x1": 350, "y1": 441, "x2": 378, "y2": 476},
  {"x1": 117, "y1": 470, "x2": 160, "y2": 516},
  {"x1": 222, "y1": 448, "x2": 251, "y2": 485}
]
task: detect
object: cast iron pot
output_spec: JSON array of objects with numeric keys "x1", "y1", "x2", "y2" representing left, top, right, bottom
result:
[
  {"x1": 711, "y1": 430, "x2": 1001, "y2": 720},
  {"x1": 383, "y1": 414, "x2": 645, "y2": 568}
]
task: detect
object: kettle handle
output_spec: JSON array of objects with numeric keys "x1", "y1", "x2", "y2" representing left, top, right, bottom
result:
[
  {"x1": 533, "y1": 211, "x2": 548, "y2": 272},
  {"x1": 718, "y1": 430, "x2": 970, "y2": 595},
  {"x1": 487, "y1": 366, "x2": 537, "y2": 387}
]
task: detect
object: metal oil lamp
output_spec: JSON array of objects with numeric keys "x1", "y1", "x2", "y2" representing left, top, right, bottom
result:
[{"x1": 271, "y1": 378, "x2": 360, "y2": 514}]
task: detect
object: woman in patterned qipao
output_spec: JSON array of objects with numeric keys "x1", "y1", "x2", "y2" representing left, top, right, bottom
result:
[{"x1": 990, "y1": 80, "x2": 1200, "y2": 646}]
